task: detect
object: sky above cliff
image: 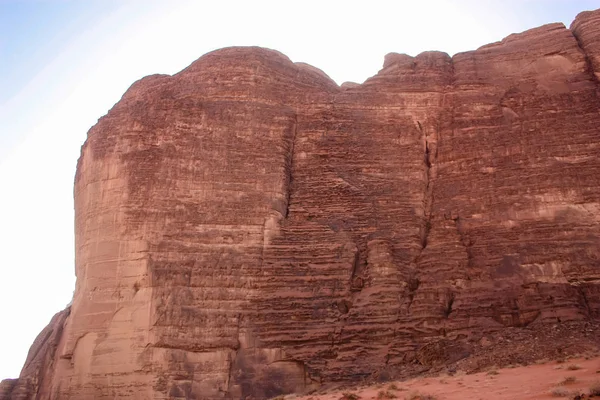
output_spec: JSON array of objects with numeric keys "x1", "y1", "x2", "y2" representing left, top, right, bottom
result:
[{"x1": 0, "y1": 0, "x2": 598, "y2": 381}]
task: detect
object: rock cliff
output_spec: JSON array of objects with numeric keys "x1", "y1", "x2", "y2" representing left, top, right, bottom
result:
[{"x1": 3, "y1": 8, "x2": 600, "y2": 400}]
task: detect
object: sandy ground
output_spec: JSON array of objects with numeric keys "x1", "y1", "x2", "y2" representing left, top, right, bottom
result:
[{"x1": 294, "y1": 357, "x2": 600, "y2": 400}]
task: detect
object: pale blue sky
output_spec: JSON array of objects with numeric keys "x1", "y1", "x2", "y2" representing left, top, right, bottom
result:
[
  {"x1": 0, "y1": 1, "x2": 118, "y2": 158},
  {"x1": 0, "y1": 0, "x2": 598, "y2": 380}
]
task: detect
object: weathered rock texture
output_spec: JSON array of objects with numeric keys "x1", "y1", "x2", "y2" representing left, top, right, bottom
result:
[{"x1": 3, "y1": 9, "x2": 600, "y2": 400}]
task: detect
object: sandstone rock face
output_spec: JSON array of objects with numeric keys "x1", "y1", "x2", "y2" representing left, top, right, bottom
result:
[
  {"x1": 1, "y1": 309, "x2": 69, "y2": 400},
  {"x1": 4, "y1": 9, "x2": 600, "y2": 400}
]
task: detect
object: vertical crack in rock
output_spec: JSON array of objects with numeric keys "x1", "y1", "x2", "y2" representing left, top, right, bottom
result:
[
  {"x1": 423, "y1": 138, "x2": 433, "y2": 250},
  {"x1": 406, "y1": 275, "x2": 421, "y2": 312},
  {"x1": 453, "y1": 216, "x2": 474, "y2": 270},
  {"x1": 443, "y1": 291, "x2": 455, "y2": 319},
  {"x1": 570, "y1": 24, "x2": 600, "y2": 90},
  {"x1": 349, "y1": 247, "x2": 360, "y2": 284},
  {"x1": 414, "y1": 120, "x2": 436, "y2": 263},
  {"x1": 284, "y1": 115, "x2": 299, "y2": 219},
  {"x1": 579, "y1": 287, "x2": 592, "y2": 316},
  {"x1": 259, "y1": 113, "x2": 298, "y2": 267},
  {"x1": 226, "y1": 344, "x2": 237, "y2": 395}
]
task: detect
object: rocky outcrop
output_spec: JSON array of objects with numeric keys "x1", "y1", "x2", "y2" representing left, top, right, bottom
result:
[
  {"x1": 1, "y1": 309, "x2": 69, "y2": 400},
  {"x1": 571, "y1": 9, "x2": 600, "y2": 84},
  {"x1": 4, "y1": 8, "x2": 600, "y2": 400}
]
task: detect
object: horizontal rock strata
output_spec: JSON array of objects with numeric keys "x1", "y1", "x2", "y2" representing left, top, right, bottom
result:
[{"x1": 3, "y1": 8, "x2": 600, "y2": 400}]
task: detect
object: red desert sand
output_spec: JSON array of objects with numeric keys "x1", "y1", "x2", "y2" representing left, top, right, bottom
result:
[{"x1": 296, "y1": 357, "x2": 600, "y2": 400}]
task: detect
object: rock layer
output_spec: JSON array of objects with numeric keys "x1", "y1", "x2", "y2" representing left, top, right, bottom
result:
[{"x1": 3, "y1": 9, "x2": 600, "y2": 400}]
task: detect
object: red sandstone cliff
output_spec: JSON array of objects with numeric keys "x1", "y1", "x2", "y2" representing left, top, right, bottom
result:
[{"x1": 3, "y1": 9, "x2": 600, "y2": 400}]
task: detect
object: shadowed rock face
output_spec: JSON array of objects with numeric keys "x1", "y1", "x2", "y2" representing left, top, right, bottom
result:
[{"x1": 3, "y1": 9, "x2": 600, "y2": 400}]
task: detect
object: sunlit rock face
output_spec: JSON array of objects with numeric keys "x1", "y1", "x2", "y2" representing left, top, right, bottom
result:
[{"x1": 3, "y1": 9, "x2": 600, "y2": 400}]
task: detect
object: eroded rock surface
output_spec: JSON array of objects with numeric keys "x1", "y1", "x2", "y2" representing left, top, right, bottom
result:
[
  {"x1": 1, "y1": 309, "x2": 69, "y2": 400},
  {"x1": 4, "y1": 8, "x2": 600, "y2": 400}
]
